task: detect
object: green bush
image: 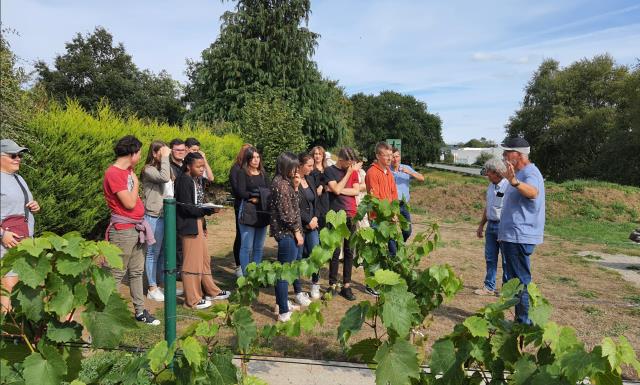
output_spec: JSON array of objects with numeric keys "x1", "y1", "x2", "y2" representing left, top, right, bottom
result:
[
  {"x1": 238, "y1": 93, "x2": 307, "y2": 173},
  {"x1": 20, "y1": 101, "x2": 243, "y2": 237}
]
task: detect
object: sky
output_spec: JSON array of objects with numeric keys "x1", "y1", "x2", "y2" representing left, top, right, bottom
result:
[{"x1": 2, "y1": 0, "x2": 639, "y2": 143}]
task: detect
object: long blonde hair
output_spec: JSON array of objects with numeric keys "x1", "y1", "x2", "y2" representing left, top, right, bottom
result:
[{"x1": 310, "y1": 145, "x2": 328, "y2": 170}]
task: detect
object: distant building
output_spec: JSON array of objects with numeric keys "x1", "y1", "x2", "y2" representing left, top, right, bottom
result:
[{"x1": 450, "y1": 147, "x2": 502, "y2": 165}]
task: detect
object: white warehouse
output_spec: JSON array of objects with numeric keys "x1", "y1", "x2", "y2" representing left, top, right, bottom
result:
[{"x1": 450, "y1": 147, "x2": 502, "y2": 165}]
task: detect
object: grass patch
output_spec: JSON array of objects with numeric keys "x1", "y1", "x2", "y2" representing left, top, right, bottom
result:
[
  {"x1": 568, "y1": 255, "x2": 591, "y2": 266},
  {"x1": 546, "y1": 219, "x2": 638, "y2": 250},
  {"x1": 548, "y1": 275, "x2": 578, "y2": 287},
  {"x1": 582, "y1": 306, "x2": 603, "y2": 316},
  {"x1": 624, "y1": 295, "x2": 640, "y2": 306},
  {"x1": 605, "y1": 321, "x2": 630, "y2": 337},
  {"x1": 575, "y1": 290, "x2": 598, "y2": 299}
]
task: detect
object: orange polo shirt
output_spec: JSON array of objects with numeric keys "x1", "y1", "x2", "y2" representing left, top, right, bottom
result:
[{"x1": 365, "y1": 162, "x2": 398, "y2": 203}]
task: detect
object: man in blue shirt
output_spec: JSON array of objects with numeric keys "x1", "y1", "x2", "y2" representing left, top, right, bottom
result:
[
  {"x1": 475, "y1": 158, "x2": 509, "y2": 296},
  {"x1": 391, "y1": 148, "x2": 425, "y2": 241},
  {"x1": 498, "y1": 137, "x2": 545, "y2": 325}
]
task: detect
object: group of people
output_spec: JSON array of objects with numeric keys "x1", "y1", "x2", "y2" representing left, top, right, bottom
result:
[
  {"x1": 1, "y1": 134, "x2": 542, "y2": 327},
  {"x1": 228, "y1": 142, "x2": 425, "y2": 321}
]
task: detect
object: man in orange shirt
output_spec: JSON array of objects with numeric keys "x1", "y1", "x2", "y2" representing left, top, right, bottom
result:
[{"x1": 365, "y1": 142, "x2": 398, "y2": 206}]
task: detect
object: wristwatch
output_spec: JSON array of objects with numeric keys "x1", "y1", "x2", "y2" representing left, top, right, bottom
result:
[{"x1": 511, "y1": 179, "x2": 521, "y2": 187}]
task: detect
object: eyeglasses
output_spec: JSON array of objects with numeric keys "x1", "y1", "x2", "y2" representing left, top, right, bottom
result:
[{"x1": 1, "y1": 153, "x2": 23, "y2": 160}]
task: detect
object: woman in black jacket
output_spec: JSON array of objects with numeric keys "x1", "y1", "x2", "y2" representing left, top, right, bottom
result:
[
  {"x1": 297, "y1": 152, "x2": 321, "y2": 300},
  {"x1": 309, "y1": 146, "x2": 330, "y2": 228},
  {"x1": 229, "y1": 143, "x2": 251, "y2": 277},
  {"x1": 175, "y1": 152, "x2": 230, "y2": 309}
]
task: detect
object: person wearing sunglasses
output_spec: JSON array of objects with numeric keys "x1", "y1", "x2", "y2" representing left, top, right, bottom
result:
[{"x1": 1, "y1": 139, "x2": 40, "y2": 313}]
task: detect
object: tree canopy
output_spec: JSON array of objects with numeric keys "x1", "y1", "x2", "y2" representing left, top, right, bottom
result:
[
  {"x1": 184, "y1": 0, "x2": 353, "y2": 148},
  {"x1": 35, "y1": 27, "x2": 185, "y2": 124},
  {"x1": 507, "y1": 55, "x2": 639, "y2": 186},
  {"x1": 351, "y1": 91, "x2": 443, "y2": 165}
]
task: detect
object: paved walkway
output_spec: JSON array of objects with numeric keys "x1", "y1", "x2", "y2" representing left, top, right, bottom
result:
[{"x1": 426, "y1": 163, "x2": 482, "y2": 175}]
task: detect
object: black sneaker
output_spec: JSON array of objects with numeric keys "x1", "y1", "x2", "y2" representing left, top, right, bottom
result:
[
  {"x1": 135, "y1": 309, "x2": 161, "y2": 326},
  {"x1": 365, "y1": 286, "x2": 379, "y2": 297},
  {"x1": 340, "y1": 287, "x2": 356, "y2": 301}
]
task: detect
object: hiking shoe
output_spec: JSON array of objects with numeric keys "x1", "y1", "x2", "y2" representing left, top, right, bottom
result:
[
  {"x1": 474, "y1": 287, "x2": 496, "y2": 296},
  {"x1": 295, "y1": 292, "x2": 312, "y2": 307},
  {"x1": 205, "y1": 290, "x2": 231, "y2": 301},
  {"x1": 340, "y1": 287, "x2": 356, "y2": 301},
  {"x1": 235, "y1": 266, "x2": 243, "y2": 278},
  {"x1": 147, "y1": 288, "x2": 165, "y2": 302},
  {"x1": 135, "y1": 310, "x2": 161, "y2": 326},
  {"x1": 194, "y1": 299, "x2": 212, "y2": 310},
  {"x1": 365, "y1": 286, "x2": 379, "y2": 297},
  {"x1": 310, "y1": 284, "x2": 321, "y2": 300},
  {"x1": 277, "y1": 311, "x2": 293, "y2": 322}
]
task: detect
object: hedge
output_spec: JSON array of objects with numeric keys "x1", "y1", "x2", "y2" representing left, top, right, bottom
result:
[{"x1": 19, "y1": 101, "x2": 243, "y2": 238}]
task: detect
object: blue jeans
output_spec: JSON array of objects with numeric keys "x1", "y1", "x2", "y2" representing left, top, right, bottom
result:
[
  {"x1": 144, "y1": 214, "x2": 164, "y2": 288},
  {"x1": 303, "y1": 230, "x2": 320, "y2": 284},
  {"x1": 483, "y1": 221, "x2": 506, "y2": 291},
  {"x1": 500, "y1": 241, "x2": 535, "y2": 325},
  {"x1": 276, "y1": 235, "x2": 303, "y2": 314},
  {"x1": 238, "y1": 224, "x2": 267, "y2": 275},
  {"x1": 399, "y1": 202, "x2": 412, "y2": 242}
]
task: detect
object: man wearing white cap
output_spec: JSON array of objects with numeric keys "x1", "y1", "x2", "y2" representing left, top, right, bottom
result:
[{"x1": 498, "y1": 137, "x2": 545, "y2": 325}]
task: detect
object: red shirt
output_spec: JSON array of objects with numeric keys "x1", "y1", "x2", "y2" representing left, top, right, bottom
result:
[
  {"x1": 365, "y1": 162, "x2": 398, "y2": 221},
  {"x1": 103, "y1": 165, "x2": 145, "y2": 230}
]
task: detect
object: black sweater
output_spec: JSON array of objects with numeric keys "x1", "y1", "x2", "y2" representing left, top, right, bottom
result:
[
  {"x1": 174, "y1": 173, "x2": 208, "y2": 236},
  {"x1": 298, "y1": 175, "x2": 318, "y2": 230}
]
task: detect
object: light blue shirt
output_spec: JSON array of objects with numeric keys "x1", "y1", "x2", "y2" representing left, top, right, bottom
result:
[
  {"x1": 392, "y1": 164, "x2": 416, "y2": 202},
  {"x1": 486, "y1": 178, "x2": 509, "y2": 222},
  {"x1": 498, "y1": 164, "x2": 545, "y2": 245}
]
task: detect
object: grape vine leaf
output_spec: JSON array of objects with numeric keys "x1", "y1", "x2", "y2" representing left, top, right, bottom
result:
[
  {"x1": 22, "y1": 343, "x2": 67, "y2": 385},
  {"x1": 82, "y1": 293, "x2": 137, "y2": 348},
  {"x1": 181, "y1": 336, "x2": 203, "y2": 368},
  {"x1": 381, "y1": 284, "x2": 419, "y2": 338},
  {"x1": 430, "y1": 339, "x2": 456, "y2": 374},
  {"x1": 463, "y1": 316, "x2": 490, "y2": 338},
  {"x1": 233, "y1": 307, "x2": 257, "y2": 353},
  {"x1": 374, "y1": 339, "x2": 420, "y2": 385}
]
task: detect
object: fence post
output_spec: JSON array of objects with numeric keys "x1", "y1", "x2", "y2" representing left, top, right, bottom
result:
[{"x1": 163, "y1": 198, "x2": 177, "y2": 348}]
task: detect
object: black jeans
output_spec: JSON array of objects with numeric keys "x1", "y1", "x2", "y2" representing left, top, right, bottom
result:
[{"x1": 329, "y1": 217, "x2": 354, "y2": 286}]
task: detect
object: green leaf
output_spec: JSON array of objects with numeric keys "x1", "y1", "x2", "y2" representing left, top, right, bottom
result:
[
  {"x1": 16, "y1": 237, "x2": 51, "y2": 258},
  {"x1": 0, "y1": 359, "x2": 23, "y2": 385},
  {"x1": 500, "y1": 278, "x2": 524, "y2": 299},
  {"x1": 15, "y1": 284, "x2": 45, "y2": 321},
  {"x1": 97, "y1": 241, "x2": 123, "y2": 269},
  {"x1": 374, "y1": 339, "x2": 420, "y2": 385},
  {"x1": 70, "y1": 380, "x2": 87, "y2": 385},
  {"x1": 82, "y1": 293, "x2": 137, "y2": 348},
  {"x1": 12, "y1": 256, "x2": 51, "y2": 288},
  {"x1": 181, "y1": 336, "x2": 203, "y2": 368},
  {"x1": 381, "y1": 284, "x2": 419, "y2": 338},
  {"x1": 46, "y1": 321, "x2": 82, "y2": 343},
  {"x1": 529, "y1": 302, "x2": 552, "y2": 326},
  {"x1": 22, "y1": 344, "x2": 67, "y2": 385},
  {"x1": 510, "y1": 356, "x2": 537, "y2": 385},
  {"x1": 92, "y1": 267, "x2": 117, "y2": 305},
  {"x1": 46, "y1": 280, "x2": 74, "y2": 317},
  {"x1": 72, "y1": 282, "x2": 88, "y2": 308},
  {"x1": 299, "y1": 312, "x2": 317, "y2": 332},
  {"x1": 147, "y1": 340, "x2": 169, "y2": 373},
  {"x1": 430, "y1": 339, "x2": 456, "y2": 374},
  {"x1": 56, "y1": 255, "x2": 92, "y2": 277},
  {"x1": 348, "y1": 338, "x2": 380, "y2": 364},
  {"x1": 337, "y1": 302, "x2": 370, "y2": 345},
  {"x1": 232, "y1": 307, "x2": 257, "y2": 353},
  {"x1": 463, "y1": 316, "x2": 490, "y2": 338},
  {"x1": 373, "y1": 269, "x2": 401, "y2": 286},
  {"x1": 242, "y1": 375, "x2": 269, "y2": 385},
  {"x1": 206, "y1": 351, "x2": 238, "y2": 384},
  {"x1": 42, "y1": 232, "x2": 67, "y2": 251},
  {"x1": 195, "y1": 321, "x2": 220, "y2": 338}
]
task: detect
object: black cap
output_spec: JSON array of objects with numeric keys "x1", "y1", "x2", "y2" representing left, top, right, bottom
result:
[{"x1": 501, "y1": 137, "x2": 530, "y2": 149}]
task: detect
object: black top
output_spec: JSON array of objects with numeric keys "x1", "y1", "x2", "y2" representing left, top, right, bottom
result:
[
  {"x1": 324, "y1": 165, "x2": 356, "y2": 215},
  {"x1": 170, "y1": 159, "x2": 183, "y2": 181},
  {"x1": 310, "y1": 168, "x2": 330, "y2": 226},
  {"x1": 269, "y1": 175, "x2": 302, "y2": 241},
  {"x1": 298, "y1": 175, "x2": 318, "y2": 231},
  {"x1": 236, "y1": 170, "x2": 270, "y2": 200},
  {"x1": 174, "y1": 173, "x2": 210, "y2": 236}
]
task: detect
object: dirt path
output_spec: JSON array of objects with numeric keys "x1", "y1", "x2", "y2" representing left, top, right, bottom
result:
[{"x1": 577, "y1": 250, "x2": 640, "y2": 288}]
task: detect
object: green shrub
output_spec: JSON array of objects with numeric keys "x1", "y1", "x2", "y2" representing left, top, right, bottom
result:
[
  {"x1": 238, "y1": 93, "x2": 307, "y2": 173},
  {"x1": 21, "y1": 101, "x2": 243, "y2": 237}
]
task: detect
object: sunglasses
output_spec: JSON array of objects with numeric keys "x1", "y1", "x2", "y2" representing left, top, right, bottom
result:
[{"x1": 2, "y1": 153, "x2": 23, "y2": 159}]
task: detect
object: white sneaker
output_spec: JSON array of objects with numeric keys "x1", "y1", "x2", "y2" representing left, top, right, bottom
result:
[
  {"x1": 295, "y1": 292, "x2": 312, "y2": 307},
  {"x1": 194, "y1": 299, "x2": 212, "y2": 310},
  {"x1": 310, "y1": 284, "x2": 321, "y2": 300},
  {"x1": 176, "y1": 288, "x2": 184, "y2": 296},
  {"x1": 274, "y1": 300, "x2": 300, "y2": 315},
  {"x1": 235, "y1": 266, "x2": 243, "y2": 277},
  {"x1": 205, "y1": 290, "x2": 231, "y2": 301},
  {"x1": 277, "y1": 311, "x2": 293, "y2": 322},
  {"x1": 147, "y1": 288, "x2": 165, "y2": 302}
]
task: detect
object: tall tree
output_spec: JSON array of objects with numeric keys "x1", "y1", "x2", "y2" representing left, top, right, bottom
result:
[
  {"x1": 35, "y1": 27, "x2": 185, "y2": 124},
  {"x1": 506, "y1": 55, "x2": 635, "y2": 184},
  {"x1": 185, "y1": 0, "x2": 352, "y2": 147},
  {"x1": 0, "y1": 28, "x2": 30, "y2": 136},
  {"x1": 351, "y1": 91, "x2": 443, "y2": 165}
]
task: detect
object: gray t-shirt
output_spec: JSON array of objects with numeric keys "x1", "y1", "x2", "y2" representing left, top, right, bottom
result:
[{"x1": 1, "y1": 172, "x2": 34, "y2": 258}]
